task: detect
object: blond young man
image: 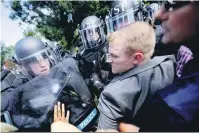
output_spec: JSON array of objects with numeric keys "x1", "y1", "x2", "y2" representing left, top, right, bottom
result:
[{"x1": 97, "y1": 22, "x2": 176, "y2": 130}]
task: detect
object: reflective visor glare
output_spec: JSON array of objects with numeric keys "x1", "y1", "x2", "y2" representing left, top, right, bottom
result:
[
  {"x1": 106, "y1": 9, "x2": 135, "y2": 33},
  {"x1": 23, "y1": 51, "x2": 49, "y2": 65},
  {"x1": 24, "y1": 57, "x2": 38, "y2": 64}
]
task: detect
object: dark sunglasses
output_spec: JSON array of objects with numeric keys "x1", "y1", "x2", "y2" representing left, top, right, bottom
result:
[{"x1": 164, "y1": 1, "x2": 191, "y2": 11}]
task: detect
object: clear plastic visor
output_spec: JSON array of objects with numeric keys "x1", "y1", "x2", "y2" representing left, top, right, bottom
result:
[
  {"x1": 79, "y1": 25, "x2": 106, "y2": 49},
  {"x1": 18, "y1": 49, "x2": 50, "y2": 66},
  {"x1": 106, "y1": 8, "x2": 144, "y2": 33}
]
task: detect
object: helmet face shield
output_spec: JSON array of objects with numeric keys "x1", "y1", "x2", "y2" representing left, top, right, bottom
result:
[
  {"x1": 106, "y1": 7, "x2": 145, "y2": 33},
  {"x1": 18, "y1": 49, "x2": 52, "y2": 77},
  {"x1": 79, "y1": 16, "x2": 106, "y2": 50},
  {"x1": 14, "y1": 37, "x2": 61, "y2": 79},
  {"x1": 106, "y1": 8, "x2": 137, "y2": 33},
  {"x1": 23, "y1": 51, "x2": 48, "y2": 65},
  {"x1": 79, "y1": 25, "x2": 106, "y2": 49},
  {"x1": 105, "y1": 0, "x2": 148, "y2": 33}
]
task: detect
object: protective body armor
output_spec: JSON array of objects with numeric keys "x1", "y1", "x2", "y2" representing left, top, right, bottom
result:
[
  {"x1": 76, "y1": 41, "x2": 113, "y2": 97},
  {"x1": 11, "y1": 58, "x2": 99, "y2": 131}
]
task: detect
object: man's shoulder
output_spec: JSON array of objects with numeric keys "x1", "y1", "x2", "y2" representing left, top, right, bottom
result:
[
  {"x1": 112, "y1": 55, "x2": 176, "y2": 82},
  {"x1": 147, "y1": 55, "x2": 176, "y2": 71},
  {"x1": 104, "y1": 76, "x2": 140, "y2": 96},
  {"x1": 152, "y1": 55, "x2": 176, "y2": 70}
]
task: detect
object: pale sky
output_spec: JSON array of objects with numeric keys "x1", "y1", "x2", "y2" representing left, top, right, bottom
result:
[
  {"x1": 1, "y1": 1, "x2": 48, "y2": 47},
  {"x1": 1, "y1": 1, "x2": 25, "y2": 47}
]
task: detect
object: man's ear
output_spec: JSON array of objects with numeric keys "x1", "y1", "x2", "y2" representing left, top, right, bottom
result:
[{"x1": 132, "y1": 52, "x2": 144, "y2": 65}]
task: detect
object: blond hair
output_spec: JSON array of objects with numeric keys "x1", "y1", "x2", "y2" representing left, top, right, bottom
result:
[{"x1": 108, "y1": 22, "x2": 156, "y2": 61}]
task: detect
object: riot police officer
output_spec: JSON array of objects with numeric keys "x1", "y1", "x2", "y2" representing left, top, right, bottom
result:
[
  {"x1": 1, "y1": 57, "x2": 27, "y2": 113},
  {"x1": 2, "y1": 37, "x2": 99, "y2": 131},
  {"x1": 1, "y1": 54, "x2": 27, "y2": 91},
  {"x1": 77, "y1": 15, "x2": 113, "y2": 96}
]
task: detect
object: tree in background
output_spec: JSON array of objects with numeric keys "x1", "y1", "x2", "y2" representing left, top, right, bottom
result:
[
  {"x1": 9, "y1": 0, "x2": 110, "y2": 50},
  {"x1": 1, "y1": 42, "x2": 15, "y2": 70}
]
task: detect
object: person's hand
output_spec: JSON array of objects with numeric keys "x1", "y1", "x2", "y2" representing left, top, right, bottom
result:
[
  {"x1": 51, "y1": 101, "x2": 81, "y2": 132},
  {"x1": 119, "y1": 122, "x2": 140, "y2": 132},
  {"x1": 53, "y1": 101, "x2": 69, "y2": 123}
]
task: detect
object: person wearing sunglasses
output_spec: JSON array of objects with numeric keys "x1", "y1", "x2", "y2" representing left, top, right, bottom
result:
[{"x1": 119, "y1": 0, "x2": 199, "y2": 131}]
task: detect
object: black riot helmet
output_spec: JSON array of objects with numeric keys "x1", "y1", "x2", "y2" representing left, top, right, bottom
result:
[
  {"x1": 105, "y1": 0, "x2": 144, "y2": 33},
  {"x1": 79, "y1": 15, "x2": 106, "y2": 50},
  {"x1": 14, "y1": 37, "x2": 57, "y2": 79}
]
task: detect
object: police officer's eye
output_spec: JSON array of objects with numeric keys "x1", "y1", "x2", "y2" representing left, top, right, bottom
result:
[
  {"x1": 42, "y1": 53, "x2": 48, "y2": 59},
  {"x1": 26, "y1": 57, "x2": 38, "y2": 64},
  {"x1": 95, "y1": 28, "x2": 100, "y2": 34},
  {"x1": 88, "y1": 30, "x2": 93, "y2": 35},
  {"x1": 32, "y1": 58, "x2": 38, "y2": 63}
]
